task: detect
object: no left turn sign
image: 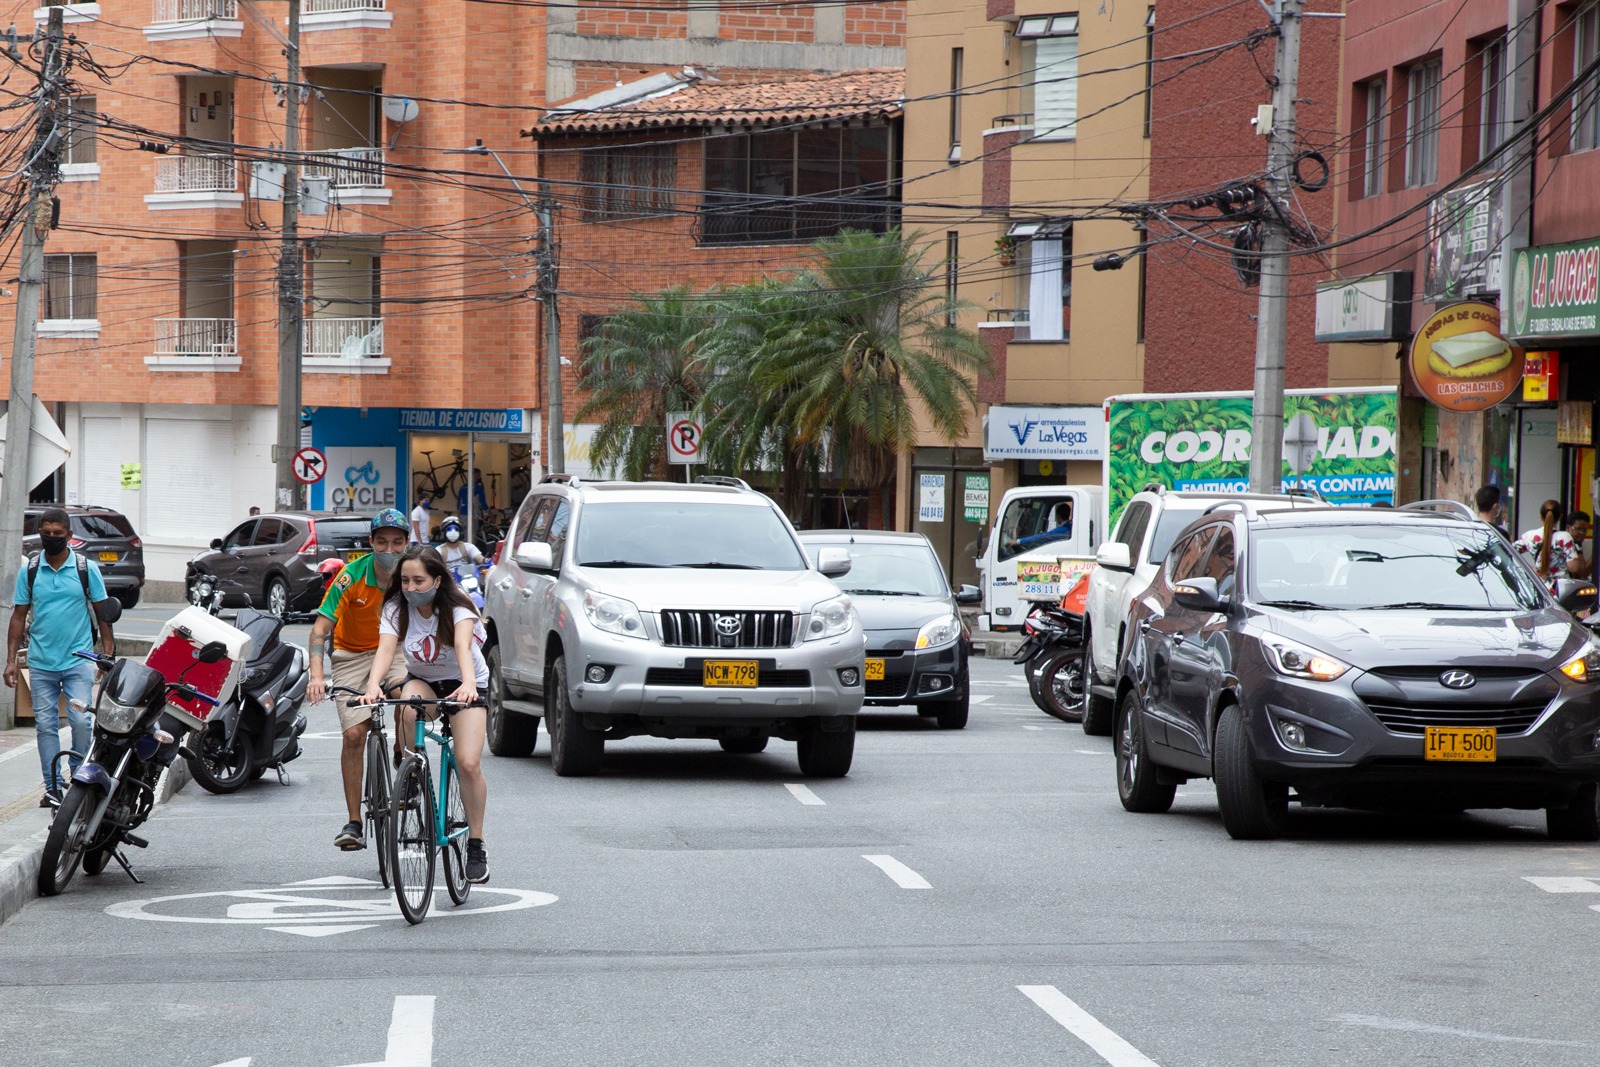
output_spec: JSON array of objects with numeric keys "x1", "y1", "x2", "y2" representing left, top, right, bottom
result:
[
  {"x1": 292, "y1": 446, "x2": 328, "y2": 484},
  {"x1": 666, "y1": 411, "x2": 702, "y2": 465}
]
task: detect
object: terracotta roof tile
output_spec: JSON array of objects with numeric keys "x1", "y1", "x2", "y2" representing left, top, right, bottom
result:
[{"x1": 532, "y1": 68, "x2": 904, "y2": 136}]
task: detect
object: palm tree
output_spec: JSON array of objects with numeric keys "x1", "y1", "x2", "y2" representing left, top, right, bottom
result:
[{"x1": 573, "y1": 286, "x2": 713, "y2": 481}]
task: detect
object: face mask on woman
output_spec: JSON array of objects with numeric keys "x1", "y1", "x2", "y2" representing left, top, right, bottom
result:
[
  {"x1": 404, "y1": 586, "x2": 437, "y2": 608},
  {"x1": 445, "y1": 529, "x2": 460, "y2": 542}
]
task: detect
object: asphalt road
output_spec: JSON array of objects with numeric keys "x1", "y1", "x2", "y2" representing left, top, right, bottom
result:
[{"x1": 2, "y1": 656, "x2": 1599, "y2": 1066}]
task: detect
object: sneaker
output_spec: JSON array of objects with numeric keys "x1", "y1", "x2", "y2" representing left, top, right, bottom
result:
[
  {"x1": 334, "y1": 820, "x2": 365, "y2": 851},
  {"x1": 465, "y1": 839, "x2": 489, "y2": 884},
  {"x1": 38, "y1": 788, "x2": 60, "y2": 809}
]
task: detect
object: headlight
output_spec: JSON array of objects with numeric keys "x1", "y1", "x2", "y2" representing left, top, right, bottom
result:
[
  {"x1": 582, "y1": 591, "x2": 645, "y2": 639},
  {"x1": 805, "y1": 594, "x2": 854, "y2": 641},
  {"x1": 916, "y1": 613, "x2": 963, "y2": 649},
  {"x1": 97, "y1": 699, "x2": 143, "y2": 734},
  {"x1": 1261, "y1": 636, "x2": 1349, "y2": 682},
  {"x1": 1560, "y1": 639, "x2": 1600, "y2": 682}
]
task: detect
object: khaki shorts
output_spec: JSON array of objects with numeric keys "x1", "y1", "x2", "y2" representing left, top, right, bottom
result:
[{"x1": 331, "y1": 649, "x2": 407, "y2": 731}]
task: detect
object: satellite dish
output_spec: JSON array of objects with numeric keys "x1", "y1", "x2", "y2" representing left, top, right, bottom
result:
[{"x1": 382, "y1": 96, "x2": 419, "y2": 124}]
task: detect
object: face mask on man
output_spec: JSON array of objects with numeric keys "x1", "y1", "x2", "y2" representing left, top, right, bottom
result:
[
  {"x1": 404, "y1": 587, "x2": 437, "y2": 608},
  {"x1": 374, "y1": 550, "x2": 403, "y2": 574},
  {"x1": 39, "y1": 534, "x2": 68, "y2": 556},
  {"x1": 445, "y1": 529, "x2": 461, "y2": 543}
]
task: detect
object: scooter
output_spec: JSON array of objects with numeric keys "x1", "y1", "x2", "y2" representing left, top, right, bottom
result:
[
  {"x1": 1016, "y1": 603, "x2": 1086, "y2": 722},
  {"x1": 183, "y1": 608, "x2": 310, "y2": 794},
  {"x1": 449, "y1": 559, "x2": 487, "y2": 610}
]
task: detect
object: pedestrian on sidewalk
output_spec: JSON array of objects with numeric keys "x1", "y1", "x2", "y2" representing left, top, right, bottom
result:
[
  {"x1": 3, "y1": 507, "x2": 117, "y2": 806},
  {"x1": 409, "y1": 493, "x2": 431, "y2": 544},
  {"x1": 305, "y1": 508, "x2": 410, "y2": 852}
]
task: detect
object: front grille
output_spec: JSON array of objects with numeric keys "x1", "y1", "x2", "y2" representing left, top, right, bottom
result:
[
  {"x1": 659, "y1": 610, "x2": 794, "y2": 649},
  {"x1": 1364, "y1": 700, "x2": 1549, "y2": 736},
  {"x1": 1366, "y1": 666, "x2": 1542, "y2": 682},
  {"x1": 866, "y1": 677, "x2": 909, "y2": 699},
  {"x1": 644, "y1": 667, "x2": 811, "y2": 688}
]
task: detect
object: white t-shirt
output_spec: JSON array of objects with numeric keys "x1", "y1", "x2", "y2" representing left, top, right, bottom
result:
[
  {"x1": 409, "y1": 504, "x2": 430, "y2": 543},
  {"x1": 379, "y1": 601, "x2": 489, "y2": 686},
  {"x1": 439, "y1": 541, "x2": 484, "y2": 574}
]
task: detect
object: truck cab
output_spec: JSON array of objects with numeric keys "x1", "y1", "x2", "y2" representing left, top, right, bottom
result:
[{"x1": 976, "y1": 484, "x2": 1103, "y2": 631}]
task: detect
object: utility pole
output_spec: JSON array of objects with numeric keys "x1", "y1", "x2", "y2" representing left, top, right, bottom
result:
[
  {"x1": 0, "y1": 9, "x2": 67, "y2": 727},
  {"x1": 1500, "y1": 0, "x2": 1538, "y2": 330},
  {"x1": 1247, "y1": 0, "x2": 1302, "y2": 495},
  {"x1": 537, "y1": 185, "x2": 564, "y2": 475},
  {"x1": 273, "y1": 0, "x2": 304, "y2": 510}
]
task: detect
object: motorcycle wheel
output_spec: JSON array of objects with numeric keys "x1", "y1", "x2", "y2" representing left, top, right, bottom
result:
[
  {"x1": 1025, "y1": 650, "x2": 1057, "y2": 714},
  {"x1": 38, "y1": 784, "x2": 98, "y2": 896},
  {"x1": 187, "y1": 726, "x2": 256, "y2": 795},
  {"x1": 1040, "y1": 650, "x2": 1087, "y2": 723},
  {"x1": 82, "y1": 843, "x2": 114, "y2": 877}
]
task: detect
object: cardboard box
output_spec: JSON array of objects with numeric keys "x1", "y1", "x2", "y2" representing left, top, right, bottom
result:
[{"x1": 143, "y1": 607, "x2": 252, "y2": 729}]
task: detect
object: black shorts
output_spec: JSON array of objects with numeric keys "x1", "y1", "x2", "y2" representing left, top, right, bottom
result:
[{"x1": 406, "y1": 676, "x2": 461, "y2": 700}]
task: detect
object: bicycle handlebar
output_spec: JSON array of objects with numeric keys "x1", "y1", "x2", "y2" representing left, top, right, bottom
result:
[{"x1": 328, "y1": 685, "x2": 483, "y2": 711}]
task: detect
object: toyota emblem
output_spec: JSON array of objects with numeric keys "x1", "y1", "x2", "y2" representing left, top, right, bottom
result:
[
  {"x1": 714, "y1": 615, "x2": 743, "y2": 637},
  {"x1": 1439, "y1": 670, "x2": 1477, "y2": 690}
]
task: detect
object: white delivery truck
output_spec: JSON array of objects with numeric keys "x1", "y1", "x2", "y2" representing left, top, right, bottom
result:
[{"x1": 975, "y1": 483, "x2": 1104, "y2": 631}]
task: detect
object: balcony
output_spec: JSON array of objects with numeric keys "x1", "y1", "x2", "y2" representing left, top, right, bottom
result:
[
  {"x1": 146, "y1": 0, "x2": 241, "y2": 40},
  {"x1": 303, "y1": 0, "x2": 390, "y2": 31},
  {"x1": 304, "y1": 317, "x2": 388, "y2": 374},
  {"x1": 303, "y1": 147, "x2": 390, "y2": 206},
  {"x1": 148, "y1": 317, "x2": 240, "y2": 372},
  {"x1": 146, "y1": 153, "x2": 243, "y2": 210}
]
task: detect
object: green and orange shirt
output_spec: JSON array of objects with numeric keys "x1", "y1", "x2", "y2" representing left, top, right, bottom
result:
[{"x1": 317, "y1": 553, "x2": 388, "y2": 653}]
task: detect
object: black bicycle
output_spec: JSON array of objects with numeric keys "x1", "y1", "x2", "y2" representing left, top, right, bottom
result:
[
  {"x1": 414, "y1": 449, "x2": 468, "y2": 503},
  {"x1": 330, "y1": 685, "x2": 396, "y2": 887}
]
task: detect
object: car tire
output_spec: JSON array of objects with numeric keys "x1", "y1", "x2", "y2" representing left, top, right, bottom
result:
[
  {"x1": 1547, "y1": 783, "x2": 1600, "y2": 841},
  {"x1": 115, "y1": 589, "x2": 140, "y2": 610},
  {"x1": 719, "y1": 737, "x2": 769, "y2": 754},
  {"x1": 1116, "y1": 690, "x2": 1175, "y2": 813},
  {"x1": 264, "y1": 577, "x2": 289, "y2": 619},
  {"x1": 796, "y1": 719, "x2": 855, "y2": 778},
  {"x1": 547, "y1": 655, "x2": 603, "y2": 777},
  {"x1": 1080, "y1": 624, "x2": 1114, "y2": 736},
  {"x1": 485, "y1": 645, "x2": 538, "y2": 758},
  {"x1": 1214, "y1": 704, "x2": 1289, "y2": 839},
  {"x1": 926, "y1": 685, "x2": 969, "y2": 730}
]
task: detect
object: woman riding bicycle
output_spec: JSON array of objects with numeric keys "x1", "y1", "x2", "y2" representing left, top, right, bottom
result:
[{"x1": 363, "y1": 544, "x2": 491, "y2": 884}]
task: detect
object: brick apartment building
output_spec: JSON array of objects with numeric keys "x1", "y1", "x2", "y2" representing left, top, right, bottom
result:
[{"x1": 8, "y1": 1, "x2": 901, "y2": 597}]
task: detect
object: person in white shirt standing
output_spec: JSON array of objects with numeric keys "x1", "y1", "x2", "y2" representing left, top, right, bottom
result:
[
  {"x1": 409, "y1": 492, "x2": 432, "y2": 544},
  {"x1": 363, "y1": 543, "x2": 492, "y2": 884}
]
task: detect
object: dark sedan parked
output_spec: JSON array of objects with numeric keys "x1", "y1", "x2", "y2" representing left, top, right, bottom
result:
[
  {"x1": 1115, "y1": 505, "x2": 1600, "y2": 840},
  {"x1": 799, "y1": 530, "x2": 979, "y2": 729},
  {"x1": 25, "y1": 505, "x2": 145, "y2": 609},
  {"x1": 186, "y1": 511, "x2": 374, "y2": 617}
]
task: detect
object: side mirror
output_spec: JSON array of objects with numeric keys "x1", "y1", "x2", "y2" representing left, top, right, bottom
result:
[
  {"x1": 196, "y1": 640, "x2": 229, "y2": 664},
  {"x1": 211, "y1": 538, "x2": 224, "y2": 550},
  {"x1": 513, "y1": 541, "x2": 554, "y2": 571},
  {"x1": 1096, "y1": 543, "x2": 1133, "y2": 571},
  {"x1": 816, "y1": 547, "x2": 852, "y2": 578},
  {"x1": 1172, "y1": 576, "x2": 1226, "y2": 614},
  {"x1": 955, "y1": 583, "x2": 981, "y2": 605}
]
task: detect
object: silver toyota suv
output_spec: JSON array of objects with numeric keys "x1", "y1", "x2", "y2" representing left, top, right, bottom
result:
[{"x1": 482, "y1": 476, "x2": 867, "y2": 778}]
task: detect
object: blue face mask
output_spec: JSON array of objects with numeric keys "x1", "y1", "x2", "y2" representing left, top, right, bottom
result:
[{"x1": 403, "y1": 587, "x2": 437, "y2": 608}]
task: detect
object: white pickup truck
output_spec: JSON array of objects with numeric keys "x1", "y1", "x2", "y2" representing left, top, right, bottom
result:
[{"x1": 976, "y1": 484, "x2": 1103, "y2": 632}]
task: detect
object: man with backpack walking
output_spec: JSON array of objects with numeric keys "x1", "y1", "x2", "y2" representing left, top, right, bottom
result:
[{"x1": 2, "y1": 508, "x2": 117, "y2": 805}]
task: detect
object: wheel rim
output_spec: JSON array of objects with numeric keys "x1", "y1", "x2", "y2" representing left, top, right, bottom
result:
[
  {"x1": 268, "y1": 581, "x2": 287, "y2": 617},
  {"x1": 393, "y1": 767, "x2": 432, "y2": 914},
  {"x1": 486, "y1": 653, "x2": 504, "y2": 746},
  {"x1": 200, "y1": 733, "x2": 248, "y2": 785},
  {"x1": 1049, "y1": 657, "x2": 1085, "y2": 714},
  {"x1": 444, "y1": 766, "x2": 469, "y2": 901},
  {"x1": 54, "y1": 793, "x2": 94, "y2": 885},
  {"x1": 1118, "y1": 705, "x2": 1139, "y2": 794}
]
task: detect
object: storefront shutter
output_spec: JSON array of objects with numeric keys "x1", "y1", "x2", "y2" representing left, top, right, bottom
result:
[
  {"x1": 1034, "y1": 36, "x2": 1079, "y2": 139},
  {"x1": 81, "y1": 417, "x2": 121, "y2": 507},
  {"x1": 144, "y1": 418, "x2": 234, "y2": 539}
]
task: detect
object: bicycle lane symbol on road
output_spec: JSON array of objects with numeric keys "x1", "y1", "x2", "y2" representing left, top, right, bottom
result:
[{"x1": 104, "y1": 875, "x2": 557, "y2": 938}]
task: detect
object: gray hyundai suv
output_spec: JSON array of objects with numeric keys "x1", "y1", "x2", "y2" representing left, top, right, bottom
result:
[{"x1": 482, "y1": 476, "x2": 867, "y2": 778}]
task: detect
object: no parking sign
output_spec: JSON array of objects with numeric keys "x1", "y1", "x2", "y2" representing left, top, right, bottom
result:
[{"x1": 666, "y1": 411, "x2": 703, "y2": 465}]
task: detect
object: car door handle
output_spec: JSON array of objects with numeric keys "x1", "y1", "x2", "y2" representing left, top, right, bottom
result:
[
  {"x1": 496, "y1": 579, "x2": 514, "y2": 592},
  {"x1": 1173, "y1": 633, "x2": 1186, "y2": 644},
  {"x1": 520, "y1": 589, "x2": 534, "y2": 599},
  {"x1": 1138, "y1": 619, "x2": 1152, "y2": 632}
]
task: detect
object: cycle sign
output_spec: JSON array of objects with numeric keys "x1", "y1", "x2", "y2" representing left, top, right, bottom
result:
[
  {"x1": 291, "y1": 447, "x2": 327, "y2": 485},
  {"x1": 666, "y1": 411, "x2": 703, "y2": 465}
]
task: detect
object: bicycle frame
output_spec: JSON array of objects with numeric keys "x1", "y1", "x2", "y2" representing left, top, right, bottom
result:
[{"x1": 409, "y1": 714, "x2": 469, "y2": 851}]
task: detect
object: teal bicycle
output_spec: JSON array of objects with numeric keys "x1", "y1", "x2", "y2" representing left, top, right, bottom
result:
[{"x1": 363, "y1": 694, "x2": 480, "y2": 924}]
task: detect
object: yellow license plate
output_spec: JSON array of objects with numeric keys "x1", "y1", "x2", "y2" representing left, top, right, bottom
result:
[
  {"x1": 865, "y1": 658, "x2": 886, "y2": 681},
  {"x1": 346, "y1": 550, "x2": 369, "y2": 562},
  {"x1": 703, "y1": 660, "x2": 759, "y2": 688},
  {"x1": 1424, "y1": 726, "x2": 1497, "y2": 762},
  {"x1": 98, "y1": 551, "x2": 118, "y2": 563}
]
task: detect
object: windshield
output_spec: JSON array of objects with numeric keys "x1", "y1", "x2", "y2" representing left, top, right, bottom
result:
[
  {"x1": 317, "y1": 518, "x2": 373, "y2": 549},
  {"x1": 1146, "y1": 505, "x2": 1208, "y2": 563},
  {"x1": 575, "y1": 501, "x2": 807, "y2": 570},
  {"x1": 803, "y1": 541, "x2": 949, "y2": 597},
  {"x1": 1249, "y1": 524, "x2": 1546, "y2": 611},
  {"x1": 996, "y1": 496, "x2": 1074, "y2": 562},
  {"x1": 71, "y1": 513, "x2": 136, "y2": 539}
]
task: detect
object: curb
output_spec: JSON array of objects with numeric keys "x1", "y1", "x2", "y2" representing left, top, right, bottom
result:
[{"x1": 0, "y1": 752, "x2": 192, "y2": 930}]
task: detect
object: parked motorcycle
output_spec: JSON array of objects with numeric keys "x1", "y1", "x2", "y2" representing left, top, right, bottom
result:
[
  {"x1": 1015, "y1": 602, "x2": 1087, "y2": 722},
  {"x1": 183, "y1": 608, "x2": 310, "y2": 794},
  {"x1": 37, "y1": 644, "x2": 226, "y2": 896}
]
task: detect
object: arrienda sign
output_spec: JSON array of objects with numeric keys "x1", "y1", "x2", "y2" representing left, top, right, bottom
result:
[{"x1": 1509, "y1": 239, "x2": 1600, "y2": 340}]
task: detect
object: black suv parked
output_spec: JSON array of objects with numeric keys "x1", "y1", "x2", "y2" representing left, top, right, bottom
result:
[
  {"x1": 186, "y1": 512, "x2": 374, "y2": 617},
  {"x1": 25, "y1": 505, "x2": 145, "y2": 609},
  {"x1": 1115, "y1": 504, "x2": 1600, "y2": 840}
]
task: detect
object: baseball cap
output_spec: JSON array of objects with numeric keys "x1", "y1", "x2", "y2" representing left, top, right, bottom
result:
[{"x1": 371, "y1": 508, "x2": 408, "y2": 532}]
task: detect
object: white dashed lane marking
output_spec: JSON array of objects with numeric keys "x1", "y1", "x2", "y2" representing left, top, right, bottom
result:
[
  {"x1": 1018, "y1": 985, "x2": 1162, "y2": 1066},
  {"x1": 785, "y1": 783, "x2": 825, "y2": 806},
  {"x1": 862, "y1": 855, "x2": 932, "y2": 889},
  {"x1": 1525, "y1": 877, "x2": 1600, "y2": 893}
]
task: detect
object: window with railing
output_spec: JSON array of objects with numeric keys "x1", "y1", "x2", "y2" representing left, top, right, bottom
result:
[
  {"x1": 303, "y1": 147, "x2": 385, "y2": 189},
  {"x1": 43, "y1": 254, "x2": 96, "y2": 320},
  {"x1": 579, "y1": 144, "x2": 676, "y2": 221},
  {"x1": 152, "y1": 0, "x2": 237, "y2": 22},
  {"x1": 155, "y1": 318, "x2": 236, "y2": 356},
  {"x1": 64, "y1": 95, "x2": 96, "y2": 166},
  {"x1": 305, "y1": 0, "x2": 385, "y2": 10},
  {"x1": 154, "y1": 153, "x2": 238, "y2": 194},
  {"x1": 1018, "y1": 13, "x2": 1079, "y2": 141},
  {"x1": 305, "y1": 317, "x2": 384, "y2": 358},
  {"x1": 699, "y1": 124, "x2": 898, "y2": 246}
]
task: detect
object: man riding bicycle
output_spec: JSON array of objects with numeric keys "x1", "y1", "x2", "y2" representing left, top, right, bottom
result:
[{"x1": 306, "y1": 508, "x2": 410, "y2": 851}]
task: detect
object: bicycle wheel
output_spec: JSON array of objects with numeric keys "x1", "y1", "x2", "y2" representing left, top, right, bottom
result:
[
  {"x1": 364, "y1": 729, "x2": 392, "y2": 889},
  {"x1": 387, "y1": 755, "x2": 436, "y2": 925},
  {"x1": 441, "y1": 756, "x2": 471, "y2": 906}
]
